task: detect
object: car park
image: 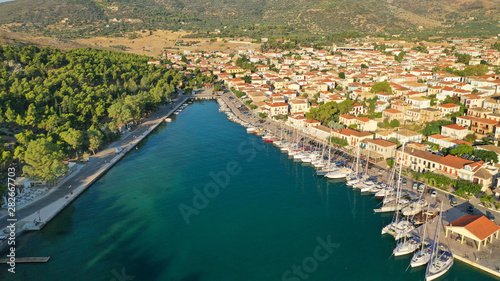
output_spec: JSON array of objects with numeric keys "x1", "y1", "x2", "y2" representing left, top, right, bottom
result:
[{"x1": 449, "y1": 196, "x2": 458, "y2": 207}]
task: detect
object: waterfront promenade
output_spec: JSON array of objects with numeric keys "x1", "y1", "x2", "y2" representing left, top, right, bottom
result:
[{"x1": 0, "y1": 92, "x2": 191, "y2": 246}]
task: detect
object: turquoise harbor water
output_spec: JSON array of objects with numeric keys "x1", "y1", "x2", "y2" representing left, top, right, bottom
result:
[{"x1": 0, "y1": 100, "x2": 495, "y2": 281}]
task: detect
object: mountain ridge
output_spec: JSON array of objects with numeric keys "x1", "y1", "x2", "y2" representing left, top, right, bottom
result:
[{"x1": 0, "y1": 0, "x2": 498, "y2": 39}]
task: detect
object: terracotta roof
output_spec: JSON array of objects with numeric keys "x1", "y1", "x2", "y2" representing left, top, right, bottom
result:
[
  {"x1": 356, "y1": 117, "x2": 371, "y2": 122},
  {"x1": 438, "y1": 155, "x2": 472, "y2": 169},
  {"x1": 447, "y1": 215, "x2": 500, "y2": 241},
  {"x1": 442, "y1": 124, "x2": 467, "y2": 130},
  {"x1": 403, "y1": 147, "x2": 442, "y2": 163},
  {"x1": 428, "y1": 134, "x2": 445, "y2": 139},
  {"x1": 340, "y1": 114, "x2": 355, "y2": 120},
  {"x1": 383, "y1": 108, "x2": 403, "y2": 114},
  {"x1": 451, "y1": 140, "x2": 472, "y2": 146},
  {"x1": 438, "y1": 103, "x2": 460, "y2": 108},
  {"x1": 368, "y1": 139, "x2": 397, "y2": 147},
  {"x1": 474, "y1": 168, "x2": 492, "y2": 180},
  {"x1": 476, "y1": 118, "x2": 499, "y2": 125},
  {"x1": 457, "y1": 115, "x2": 478, "y2": 120},
  {"x1": 267, "y1": 102, "x2": 288, "y2": 107}
]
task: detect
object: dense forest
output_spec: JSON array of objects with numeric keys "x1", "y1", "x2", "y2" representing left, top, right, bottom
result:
[{"x1": 0, "y1": 45, "x2": 214, "y2": 189}]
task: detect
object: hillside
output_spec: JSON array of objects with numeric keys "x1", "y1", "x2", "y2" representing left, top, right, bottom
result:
[{"x1": 0, "y1": 0, "x2": 499, "y2": 39}]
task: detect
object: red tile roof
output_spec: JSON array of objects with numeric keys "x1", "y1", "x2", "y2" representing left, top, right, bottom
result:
[
  {"x1": 442, "y1": 124, "x2": 467, "y2": 130},
  {"x1": 438, "y1": 103, "x2": 460, "y2": 108},
  {"x1": 447, "y1": 215, "x2": 500, "y2": 241},
  {"x1": 383, "y1": 108, "x2": 403, "y2": 114},
  {"x1": 438, "y1": 155, "x2": 472, "y2": 169},
  {"x1": 368, "y1": 139, "x2": 397, "y2": 147}
]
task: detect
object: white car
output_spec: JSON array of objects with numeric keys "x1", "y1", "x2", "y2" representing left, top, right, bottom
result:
[
  {"x1": 431, "y1": 190, "x2": 438, "y2": 197},
  {"x1": 413, "y1": 183, "x2": 418, "y2": 190}
]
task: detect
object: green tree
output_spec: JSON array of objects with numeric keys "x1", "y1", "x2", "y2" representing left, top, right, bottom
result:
[
  {"x1": 465, "y1": 134, "x2": 477, "y2": 143},
  {"x1": 449, "y1": 144, "x2": 473, "y2": 156},
  {"x1": 60, "y1": 128, "x2": 85, "y2": 159},
  {"x1": 23, "y1": 138, "x2": 68, "y2": 182},
  {"x1": 389, "y1": 119, "x2": 400, "y2": 128},
  {"x1": 473, "y1": 150, "x2": 498, "y2": 163},
  {"x1": 370, "y1": 81, "x2": 392, "y2": 94},
  {"x1": 87, "y1": 129, "x2": 103, "y2": 155},
  {"x1": 338, "y1": 72, "x2": 345, "y2": 79},
  {"x1": 386, "y1": 159, "x2": 395, "y2": 167},
  {"x1": 242, "y1": 75, "x2": 252, "y2": 83}
]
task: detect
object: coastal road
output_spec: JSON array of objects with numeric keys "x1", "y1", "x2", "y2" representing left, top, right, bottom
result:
[{"x1": 0, "y1": 93, "x2": 190, "y2": 232}]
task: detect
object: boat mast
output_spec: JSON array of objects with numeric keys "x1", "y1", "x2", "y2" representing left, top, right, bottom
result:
[
  {"x1": 394, "y1": 142, "x2": 406, "y2": 224},
  {"x1": 425, "y1": 200, "x2": 444, "y2": 279}
]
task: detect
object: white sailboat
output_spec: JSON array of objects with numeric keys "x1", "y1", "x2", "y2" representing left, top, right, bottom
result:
[
  {"x1": 425, "y1": 202, "x2": 454, "y2": 281},
  {"x1": 393, "y1": 236, "x2": 421, "y2": 256},
  {"x1": 409, "y1": 203, "x2": 432, "y2": 267}
]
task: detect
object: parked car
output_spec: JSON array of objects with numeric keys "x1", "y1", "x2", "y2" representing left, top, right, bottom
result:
[
  {"x1": 486, "y1": 212, "x2": 495, "y2": 222},
  {"x1": 378, "y1": 169, "x2": 384, "y2": 175},
  {"x1": 413, "y1": 182, "x2": 418, "y2": 190},
  {"x1": 431, "y1": 190, "x2": 438, "y2": 197},
  {"x1": 402, "y1": 178, "x2": 407, "y2": 185},
  {"x1": 449, "y1": 196, "x2": 458, "y2": 207},
  {"x1": 417, "y1": 186, "x2": 424, "y2": 193},
  {"x1": 467, "y1": 206, "x2": 475, "y2": 215}
]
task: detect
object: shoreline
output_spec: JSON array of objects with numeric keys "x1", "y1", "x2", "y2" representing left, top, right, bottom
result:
[
  {"x1": 0, "y1": 93, "x2": 192, "y2": 253},
  {"x1": 217, "y1": 91, "x2": 500, "y2": 280},
  {"x1": 2, "y1": 91, "x2": 499, "y2": 280}
]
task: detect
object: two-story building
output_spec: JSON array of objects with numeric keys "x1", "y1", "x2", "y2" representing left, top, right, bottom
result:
[
  {"x1": 441, "y1": 124, "x2": 469, "y2": 139},
  {"x1": 288, "y1": 99, "x2": 310, "y2": 114},
  {"x1": 420, "y1": 108, "x2": 441, "y2": 123},
  {"x1": 382, "y1": 108, "x2": 404, "y2": 121},
  {"x1": 364, "y1": 139, "x2": 398, "y2": 159},
  {"x1": 437, "y1": 103, "x2": 461, "y2": 117},
  {"x1": 471, "y1": 118, "x2": 499, "y2": 137},
  {"x1": 263, "y1": 102, "x2": 289, "y2": 117},
  {"x1": 407, "y1": 96, "x2": 431, "y2": 109},
  {"x1": 456, "y1": 115, "x2": 477, "y2": 128},
  {"x1": 332, "y1": 129, "x2": 374, "y2": 147}
]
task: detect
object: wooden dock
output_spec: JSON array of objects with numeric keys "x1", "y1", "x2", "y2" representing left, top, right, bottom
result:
[{"x1": 0, "y1": 257, "x2": 50, "y2": 263}]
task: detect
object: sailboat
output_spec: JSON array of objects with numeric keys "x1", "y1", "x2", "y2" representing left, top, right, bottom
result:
[
  {"x1": 411, "y1": 205, "x2": 432, "y2": 267},
  {"x1": 424, "y1": 201, "x2": 453, "y2": 281},
  {"x1": 393, "y1": 236, "x2": 421, "y2": 256},
  {"x1": 380, "y1": 142, "x2": 415, "y2": 239}
]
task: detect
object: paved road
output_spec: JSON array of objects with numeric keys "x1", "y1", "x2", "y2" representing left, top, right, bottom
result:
[{"x1": 0, "y1": 93, "x2": 190, "y2": 232}]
